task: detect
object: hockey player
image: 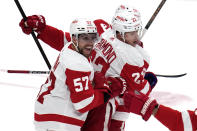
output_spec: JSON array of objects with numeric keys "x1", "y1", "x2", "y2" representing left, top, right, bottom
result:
[
  {"x1": 19, "y1": 4, "x2": 157, "y2": 131},
  {"x1": 88, "y1": 6, "x2": 158, "y2": 131},
  {"x1": 19, "y1": 18, "x2": 125, "y2": 131},
  {"x1": 124, "y1": 91, "x2": 197, "y2": 131}
]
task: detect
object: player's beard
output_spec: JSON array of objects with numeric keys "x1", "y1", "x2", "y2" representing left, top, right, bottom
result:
[
  {"x1": 125, "y1": 39, "x2": 139, "y2": 47},
  {"x1": 78, "y1": 46, "x2": 93, "y2": 58}
]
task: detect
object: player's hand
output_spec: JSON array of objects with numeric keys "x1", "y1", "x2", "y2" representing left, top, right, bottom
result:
[
  {"x1": 19, "y1": 15, "x2": 46, "y2": 35},
  {"x1": 93, "y1": 72, "x2": 112, "y2": 102},
  {"x1": 123, "y1": 91, "x2": 158, "y2": 121},
  {"x1": 107, "y1": 77, "x2": 127, "y2": 97},
  {"x1": 144, "y1": 72, "x2": 157, "y2": 90}
]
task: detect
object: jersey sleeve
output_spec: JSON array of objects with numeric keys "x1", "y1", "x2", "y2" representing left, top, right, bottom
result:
[
  {"x1": 120, "y1": 62, "x2": 151, "y2": 96},
  {"x1": 155, "y1": 105, "x2": 197, "y2": 131},
  {"x1": 94, "y1": 19, "x2": 112, "y2": 36},
  {"x1": 37, "y1": 25, "x2": 71, "y2": 51},
  {"x1": 65, "y1": 68, "x2": 104, "y2": 113}
]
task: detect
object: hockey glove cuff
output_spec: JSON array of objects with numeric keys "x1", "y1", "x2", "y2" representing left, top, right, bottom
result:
[{"x1": 123, "y1": 91, "x2": 158, "y2": 121}]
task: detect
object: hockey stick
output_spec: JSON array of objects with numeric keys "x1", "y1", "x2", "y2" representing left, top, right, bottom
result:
[
  {"x1": 140, "y1": 0, "x2": 186, "y2": 78},
  {"x1": 14, "y1": 0, "x2": 51, "y2": 70},
  {"x1": 1, "y1": 69, "x2": 186, "y2": 78},
  {"x1": 140, "y1": 0, "x2": 167, "y2": 39},
  {"x1": 0, "y1": 69, "x2": 49, "y2": 74},
  {"x1": 155, "y1": 73, "x2": 187, "y2": 78}
]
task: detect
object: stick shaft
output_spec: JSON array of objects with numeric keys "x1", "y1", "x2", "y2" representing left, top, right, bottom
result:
[
  {"x1": 141, "y1": 0, "x2": 167, "y2": 39},
  {"x1": 14, "y1": 0, "x2": 51, "y2": 70},
  {"x1": 145, "y1": 0, "x2": 167, "y2": 30},
  {"x1": 1, "y1": 69, "x2": 49, "y2": 74}
]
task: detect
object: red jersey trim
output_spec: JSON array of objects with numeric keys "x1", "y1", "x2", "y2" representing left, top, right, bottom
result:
[
  {"x1": 34, "y1": 113, "x2": 84, "y2": 127},
  {"x1": 65, "y1": 32, "x2": 71, "y2": 43}
]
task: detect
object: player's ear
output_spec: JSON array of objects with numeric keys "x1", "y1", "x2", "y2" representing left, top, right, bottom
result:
[{"x1": 72, "y1": 35, "x2": 78, "y2": 45}]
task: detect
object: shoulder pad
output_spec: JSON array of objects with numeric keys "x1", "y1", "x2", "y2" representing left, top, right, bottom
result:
[{"x1": 60, "y1": 43, "x2": 93, "y2": 72}]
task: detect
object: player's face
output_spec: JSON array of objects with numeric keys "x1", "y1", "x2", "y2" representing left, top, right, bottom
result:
[
  {"x1": 124, "y1": 31, "x2": 139, "y2": 47},
  {"x1": 78, "y1": 33, "x2": 98, "y2": 58}
]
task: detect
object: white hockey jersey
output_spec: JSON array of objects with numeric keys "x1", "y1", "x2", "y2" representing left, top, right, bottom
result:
[
  {"x1": 93, "y1": 19, "x2": 151, "y2": 96},
  {"x1": 89, "y1": 19, "x2": 152, "y2": 123},
  {"x1": 34, "y1": 43, "x2": 104, "y2": 131}
]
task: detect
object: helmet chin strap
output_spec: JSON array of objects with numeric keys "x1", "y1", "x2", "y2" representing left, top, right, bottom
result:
[
  {"x1": 72, "y1": 42, "x2": 79, "y2": 52},
  {"x1": 138, "y1": 28, "x2": 143, "y2": 40}
]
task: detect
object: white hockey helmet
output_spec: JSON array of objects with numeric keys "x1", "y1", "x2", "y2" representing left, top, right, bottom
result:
[
  {"x1": 112, "y1": 5, "x2": 142, "y2": 33},
  {"x1": 70, "y1": 18, "x2": 97, "y2": 52},
  {"x1": 70, "y1": 18, "x2": 97, "y2": 36},
  {"x1": 115, "y1": 4, "x2": 136, "y2": 14}
]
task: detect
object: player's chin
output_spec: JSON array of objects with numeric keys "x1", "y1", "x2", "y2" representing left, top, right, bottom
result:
[
  {"x1": 131, "y1": 41, "x2": 138, "y2": 47},
  {"x1": 128, "y1": 42, "x2": 137, "y2": 47},
  {"x1": 83, "y1": 48, "x2": 92, "y2": 57},
  {"x1": 125, "y1": 40, "x2": 137, "y2": 47}
]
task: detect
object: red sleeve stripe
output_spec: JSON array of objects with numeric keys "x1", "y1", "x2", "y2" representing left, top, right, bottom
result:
[
  {"x1": 34, "y1": 113, "x2": 84, "y2": 127},
  {"x1": 73, "y1": 94, "x2": 94, "y2": 111},
  {"x1": 181, "y1": 111, "x2": 193, "y2": 131}
]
